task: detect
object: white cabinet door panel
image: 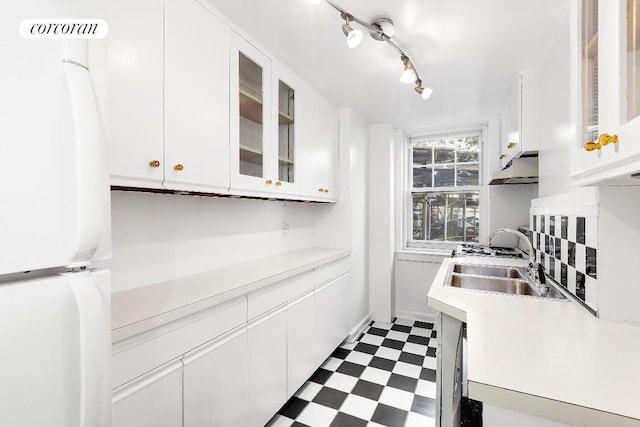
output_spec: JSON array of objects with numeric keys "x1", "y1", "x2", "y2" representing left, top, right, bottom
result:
[
  {"x1": 112, "y1": 360, "x2": 182, "y2": 427},
  {"x1": 286, "y1": 291, "x2": 317, "y2": 397},
  {"x1": 183, "y1": 327, "x2": 249, "y2": 427}
]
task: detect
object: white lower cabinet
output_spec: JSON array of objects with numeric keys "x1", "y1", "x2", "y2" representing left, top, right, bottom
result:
[
  {"x1": 314, "y1": 273, "x2": 351, "y2": 364},
  {"x1": 247, "y1": 305, "x2": 288, "y2": 426},
  {"x1": 183, "y1": 326, "x2": 249, "y2": 427},
  {"x1": 286, "y1": 291, "x2": 317, "y2": 397},
  {"x1": 112, "y1": 359, "x2": 183, "y2": 427}
]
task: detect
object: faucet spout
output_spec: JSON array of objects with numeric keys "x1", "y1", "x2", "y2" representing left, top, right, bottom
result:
[{"x1": 485, "y1": 228, "x2": 548, "y2": 292}]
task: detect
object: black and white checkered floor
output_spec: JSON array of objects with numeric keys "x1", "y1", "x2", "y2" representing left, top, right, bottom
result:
[{"x1": 267, "y1": 318, "x2": 438, "y2": 427}]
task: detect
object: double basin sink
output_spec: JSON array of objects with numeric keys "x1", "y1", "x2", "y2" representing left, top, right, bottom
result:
[{"x1": 448, "y1": 263, "x2": 566, "y2": 299}]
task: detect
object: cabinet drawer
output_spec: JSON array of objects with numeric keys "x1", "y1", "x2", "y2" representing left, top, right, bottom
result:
[
  {"x1": 247, "y1": 273, "x2": 313, "y2": 320},
  {"x1": 112, "y1": 295, "x2": 247, "y2": 388},
  {"x1": 314, "y1": 257, "x2": 350, "y2": 288}
]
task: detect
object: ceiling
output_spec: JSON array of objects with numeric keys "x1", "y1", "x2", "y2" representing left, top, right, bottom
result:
[{"x1": 203, "y1": 0, "x2": 569, "y2": 131}]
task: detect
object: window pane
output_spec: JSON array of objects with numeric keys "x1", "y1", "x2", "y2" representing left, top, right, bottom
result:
[
  {"x1": 457, "y1": 164, "x2": 479, "y2": 186},
  {"x1": 412, "y1": 192, "x2": 480, "y2": 243},
  {"x1": 434, "y1": 148, "x2": 455, "y2": 164},
  {"x1": 434, "y1": 165, "x2": 455, "y2": 187},
  {"x1": 413, "y1": 166, "x2": 433, "y2": 187}
]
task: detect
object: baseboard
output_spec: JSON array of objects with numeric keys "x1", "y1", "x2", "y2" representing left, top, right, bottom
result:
[
  {"x1": 346, "y1": 314, "x2": 372, "y2": 343},
  {"x1": 395, "y1": 309, "x2": 437, "y2": 324}
]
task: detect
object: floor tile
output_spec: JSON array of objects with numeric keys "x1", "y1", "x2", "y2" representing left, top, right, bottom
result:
[
  {"x1": 296, "y1": 402, "x2": 338, "y2": 427},
  {"x1": 375, "y1": 346, "x2": 402, "y2": 361},
  {"x1": 313, "y1": 387, "x2": 349, "y2": 410},
  {"x1": 414, "y1": 321, "x2": 434, "y2": 329},
  {"x1": 393, "y1": 361, "x2": 422, "y2": 378},
  {"x1": 372, "y1": 321, "x2": 393, "y2": 330},
  {"x1": 367, "y1": 327, "x2": 389, "y2": 337},
  {"x1": 411, "y1": 395, "x2": 437, "y2": 418},
  {"x1": 387, "y1": 373, "x2": 418, "y2": 393},
  {"x1": 360, "y1": 366, "x2": 392, "y2": 386},
  {"x1": 407, "y1": 334, "x2": 430, "y2": 346},
  {"x1": 379, "y1": 386, "x2": 415, "y2": 411},
  {"x1": 405, "y1": 411, "x2": 435, "y2": 427},
  {"x1": 354, "y1": 342, "x2": 379, "y2": 355},
  {"x1": 426, "y1": 347, "x2": 437, "y2": 358},
  {"x1": 391, "y1": 324, "x2": 412, "y2": 333},
  {"x1": 369, "y1": 356, "x2": 396, "y2": 372},
  {"x1": 386, "y1": 330, "x2": 410, "y2": 342},
  {"x1": 403, "y1": 342, "x2": 429, "y2": 356},
  {"x1": 399, "y1": 352, "x2": 425, "y2": 366},
  {"x1": 361, "y1": 334, "x2": 385, "y2": 346},
  {"x1": 322, "y1": 357, "x2": 343, "y2": 371},
  {"x1": 393, "y1": 318, "x2": 415, "y2": 327},
  {"x1": 292, "y1": 422, "x2": 312, "y2": 427},
  {"x1": 381, "y1": 338, "x2": 405, "y2": 350},
  {"x1": 279, "y1": 396, "x2": 309, "y2": 419},
  {"x1": 422, "y1": 356, "x2": 437, "y2": 369},
  {"x1": 339, "y1": 393, "x2": 378, "y2": 420},
  {"x1": 344, "y1": 350, "x2": 374, "y2": 366},
  {"x1": 366, "y1": 421, "x2": 386, "y2": 427},
  {"x1": 410, "y1": 327, "x2": 433, "y2": 337},
  {"x1": 295, "y1": 381, "x2": 323, "y2": 401},
  {"x1": 370, "y1": 403, "x2": 408, "y2": 427},
  {"x1": 324, "y1": 372, "x2": 358, "y2": 393},
  {"x1": 415, "y1": 379, "x2": 437, "y2": 398},
  {"x1": 310, "y1": 368, "x2": 333, "y2": 385},
  {"x1": 341, "y1": 342, "x2": 356, "y2": 351},
  {"x1": 267, "y1": 414, "x2": 295, "y2": 427},
  {"x1": 337, "y1": 361, "x2": 367, "y2": 378},
  {"x1": 329, "y1": 412, "x2": 368, "y2": 427},
  {"x1": 420, "y1": 367, "x2": 437, "y2": 382},
  {"x1": 352, "y1": 379, "x2": 384, "y2": 401},
  {"x1": 331, "y1": 348, "x2": 350, "y2": 360}
]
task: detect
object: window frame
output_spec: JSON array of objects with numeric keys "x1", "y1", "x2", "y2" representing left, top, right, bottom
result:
[{"x1": 403, "y1": 124, "x2": 488, "y2": 251}]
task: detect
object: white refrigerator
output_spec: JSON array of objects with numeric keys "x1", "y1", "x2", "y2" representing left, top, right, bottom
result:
[{"x1": 0, "y1": 0, "x2": 112, "y2": 426}]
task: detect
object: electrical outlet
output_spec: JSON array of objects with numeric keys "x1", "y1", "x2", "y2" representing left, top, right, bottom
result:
[{"x1": 281, "y1": 221, "x2": 290, "y2": 236}]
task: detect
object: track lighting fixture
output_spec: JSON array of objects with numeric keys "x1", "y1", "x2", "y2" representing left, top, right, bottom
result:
[
  {"x1": 310, "y1": 0, "x2": 433, "y2": 100},
  {"x1": 340, "y1": 12, "x2": 363, "y2": 49}
]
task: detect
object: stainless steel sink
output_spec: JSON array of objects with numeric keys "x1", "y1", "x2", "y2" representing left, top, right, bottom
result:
[
  {"x1": 448, "y1": 263, "x2": 566, "y2": 299},
  {"x1": 452, "y1": 264, "x2": 524, "y2": 279}
]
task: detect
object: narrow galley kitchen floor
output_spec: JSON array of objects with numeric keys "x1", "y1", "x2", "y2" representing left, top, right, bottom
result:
[{"x1": 267, "y1": 319, "x2": 438, "y2": 427}]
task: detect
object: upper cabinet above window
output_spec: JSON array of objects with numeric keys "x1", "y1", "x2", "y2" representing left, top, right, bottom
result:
[{"x1": 571, "y1": 0, "x2": 640, "y2": 185}]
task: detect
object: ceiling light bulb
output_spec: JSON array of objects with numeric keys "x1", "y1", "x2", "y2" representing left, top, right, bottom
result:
[
  {"x1": 347, "y1": 29, "x2": 363, "y2": 48},
  {"x1": 421, "y1": 87, "x2": 433, "y2": 100},
  {"x1": 400, "y1": 67, "x2": 415, "y2": 83}
]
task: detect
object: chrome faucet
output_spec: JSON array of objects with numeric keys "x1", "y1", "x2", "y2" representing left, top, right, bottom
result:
[{"x1": 485, "y1": 228, "x2": 549, "y2": 292}]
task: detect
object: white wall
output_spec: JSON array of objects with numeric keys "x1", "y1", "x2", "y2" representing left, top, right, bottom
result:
[
  {"x1": 102, "y1": 192, "x2": 318, "y2": 292},
  {"x1": 536, "y1": 6, "x2": 574, "y2": 198},
  {"x1": 368, "y1": 124, "x2": 396, "y2": 322},
  {"x1": 314, "y1": 108, "x2": 370, "y2": 332}
]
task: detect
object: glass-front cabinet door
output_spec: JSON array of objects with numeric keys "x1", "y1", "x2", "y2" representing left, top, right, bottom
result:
[
  {"x1": 572, "y1": 0, "x2": 640, "y2": 184},
  {"x1": 230, "y1": 32, "x2": 274, "y2": 195},
  {"x1": 278, "y1": 80, "x2": 295, "y2": 186}
]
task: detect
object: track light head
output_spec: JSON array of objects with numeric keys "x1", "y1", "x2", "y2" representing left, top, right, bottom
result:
[
  {"x1": 414, "y1": 80, "x2": 433, "y2": 100},
  {"x1": 341, "y1": 12, "x2": 363, "y2": 48},
  {"x1": 400, "y1": 56, "x2": 415, "y2": 83}
]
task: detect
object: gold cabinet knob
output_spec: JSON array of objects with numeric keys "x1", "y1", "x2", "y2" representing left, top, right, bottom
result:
[
  {"x1": 318, "y1": 188, "x2": 324, "y2": 192},
  {"x1": 275, "y1": 181, "x2": 282, "y2": 187},
  {"x1": 149, "y1": 160, "x2": 160, "y2": 168},
  {"x1": 324, "y1": 189, "x2": 329, "y2": 193},
  {"x1": 499, "y1": 154, "x2": 506, "y2": 159},
  {"x1": 507, "y1": 142, "x2": 517, "y2": 149},
  {"x1": 174, "y1": 164, "x2": 184, "y2": 171},
  {"x1": 585, "y1": 133, "x2": 619, "y2": 151},
  {"x1": 266, "y1": 179, "x2": 273, "y2": 185}
]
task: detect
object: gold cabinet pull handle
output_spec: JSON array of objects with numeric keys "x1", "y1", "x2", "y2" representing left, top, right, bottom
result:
[
  {"x1": 507, "y1": 142, "x2": 517, "y2": 149},
  {"x1": 174, "y1": 164, "x2": 184, "y2": 171},
  {"x1": 324, "y1": 189, "x2": 329, "y2": 193},
  {"x1": 318, "y1": 188, "x2": 324, "y2": 192},
  {"x1": 585, "y1": 133, "x2": 619, "y2": 151},
  {"x1": 266, "y1": 179, "x2": 273, "y2": 185},
  {"x1": 149, "y1": 160, "x2": 160, "y2": 168},
  {"x1": 275, "y1": 181, "x2": 282, "y2": 187},
  {"x1": 499, "y1": 154, "x2": 506, "y2": 159}
]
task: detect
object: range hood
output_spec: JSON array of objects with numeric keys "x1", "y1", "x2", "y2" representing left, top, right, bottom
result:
[{"x1": 489, "y1": 157, "x2": 538, "y2": 185}]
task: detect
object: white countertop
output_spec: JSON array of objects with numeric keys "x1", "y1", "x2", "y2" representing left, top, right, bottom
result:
[
  {"x1": 112, "y1": 247, "x2": 349, "y2": 342},
  {"x1": 428, "y1": 256, "x2": 640, "y2": 426}
]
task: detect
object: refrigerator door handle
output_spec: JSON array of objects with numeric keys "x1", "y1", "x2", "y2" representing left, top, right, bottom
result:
[
  {"x1": 63, "y1": 61, "x2": 111, "y2": 266},
  {"x1": 68, "y1": 272, "x2": 110, "y2": 427}
]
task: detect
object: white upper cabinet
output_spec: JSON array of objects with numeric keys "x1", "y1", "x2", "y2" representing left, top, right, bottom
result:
[
  {"x1": 229, "y1": 32, "x2": 275, "y2": 197},
  {"x1": 107, "y1": 0, "x2": 164, "y2": 188},
  {"x1": 164, "y1": 0, "x2": 230, "y2": 193},
  {"x1": 571, "y1": 0, "x2": 640, "y2": 185},
  {"x1": 499, "y1": 73, "x2": 540, "y2": 169}
]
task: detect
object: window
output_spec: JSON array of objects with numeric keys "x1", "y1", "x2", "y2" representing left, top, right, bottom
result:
[{"x1": 408, "y1": 129, "x2": 483, "y2": 246}]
